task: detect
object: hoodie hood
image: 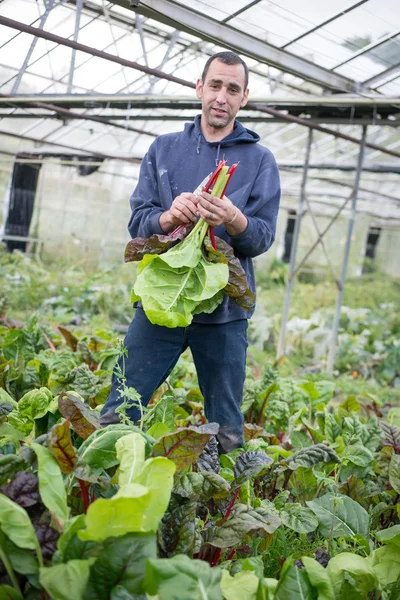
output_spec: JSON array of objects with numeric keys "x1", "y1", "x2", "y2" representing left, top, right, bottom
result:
[{"x1": 191, "y1": 114, "x2": 260, "y2": 164}]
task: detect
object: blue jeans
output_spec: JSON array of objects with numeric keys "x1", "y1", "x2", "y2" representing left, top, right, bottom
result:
[{"x1": 100, "y1": 308, "x2": 248, "y2": 453}]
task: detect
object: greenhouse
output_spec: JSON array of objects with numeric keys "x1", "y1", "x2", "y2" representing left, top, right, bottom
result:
[{"x1": 0, "y1": 1, "x2": 399, "y2": 598}]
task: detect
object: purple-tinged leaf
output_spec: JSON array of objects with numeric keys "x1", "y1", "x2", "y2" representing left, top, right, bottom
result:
[
  {"x1": 47, "y1": 420, "x2": 77, "y2": 474},
  {"x1": 152, "y1": 423, "x2": 219, "y2": 471},
  {"x1": 173, "y1": 471, "x2": 230, "y2": 502},
  {"x1": 1, "y1": 471, "x2": 40, "y2": 507},
  {"x1": 233, "y1": 451, "x2": 273, "y2": 487},
  {"x1": 58, "y1": 392, "x2": 100, "y2": 440},
  {"x1": 209, "y1": 504, "x2": 281, "y2": 548},
  {"x1": 205, "y1": 236, "x2": 255, "y2": 310},
  {"x1": 159, "y1": 500, "x2": 197, "y2": 557},
  {"x1": 244, "y1": 423, "x2": 264, "y2": 442},
  {"x1": 380, "y1": 421, "x2": 400, "y2": 452},
  {"x1": 197, "y1": 436, "x2": 220, "y2": 473},
  {"x1": 58, "y1": 326, "x2": 78, "y2": 352},
  {"x1": 124, "y1": 225, "x2": 194, "y2": 263},
  {"x1": 34, "y1": 521, "x2": 60, "y2": 560}
]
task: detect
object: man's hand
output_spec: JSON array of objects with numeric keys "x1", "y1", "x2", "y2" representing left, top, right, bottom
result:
[
  {"x1": 160, "y1": 192, "x2": 198, "y2": 232},
  {"x1": 197, "y1": 191, "x2": 248, "y2": 235}
]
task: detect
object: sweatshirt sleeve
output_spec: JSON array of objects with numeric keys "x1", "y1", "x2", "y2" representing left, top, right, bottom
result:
[
  {"x1": 229, "y1": 152, "x2": 280, "y2": 258},
  {"x1": 127, "y1": 143, "x2": 165, "y2": 239}
]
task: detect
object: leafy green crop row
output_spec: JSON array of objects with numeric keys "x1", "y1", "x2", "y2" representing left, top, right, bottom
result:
[{"x1": 0, "y1": 308, "x2": 399, "y2": 599}]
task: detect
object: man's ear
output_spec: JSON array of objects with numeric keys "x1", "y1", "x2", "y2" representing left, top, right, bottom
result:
[
  {"x1": 196, "y1": 78, "x2": 203, "y2": 100},
  {"x1": 240, "y1": 88, "x2": 249, "y2": 108}
]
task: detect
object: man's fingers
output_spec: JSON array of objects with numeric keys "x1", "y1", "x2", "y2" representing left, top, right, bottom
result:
[{"x1": 171, "y1": 199, "x2": 197, "y2": 222}]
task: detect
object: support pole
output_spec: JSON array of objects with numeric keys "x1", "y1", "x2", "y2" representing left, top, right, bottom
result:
[
  {"x1": 11, "y1": 0, "x2": 55, "y2": 94},
  {"x1": 67, "y1": 0, "x2": 83, "y2": 93},
  {"x1": 277, "y1": 128, "x2": 313, "y2": 359},
  {"x1": 327, "y1": 126, "x2": 368, "y2": 374}
]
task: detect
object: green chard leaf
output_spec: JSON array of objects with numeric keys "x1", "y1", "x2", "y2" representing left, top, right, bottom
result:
[
  {"x1": 116, "y1": 431, "x2": 146, "y2": 485},
  {"x1": 152, "y1": 390, "x2": 175, "y2": 431},
  {"x1": 375, "y1": 524, "x2": 400, "y2": 547},
  {"x1": 55, "y1": 514, "x2": 95, "y2": 563},
  {"x1": 0, "y1": 454, "x2": 25, "y2": 486},
  {"x1": 327, "y1": 552, "x2": 378, "y2": 597},
  {"x1": 79, "y1": 434, "x2": 175, "y2": 541},
  {"x1": 0, "y1": 528, "x2": 37, "y2": 578},
  {"x1": 197, "y1": 436, "x2": 220, "y2": 473},
  {"x1": 368, "y1": 545, "x2": 400, "y2": 588},
  {"x1": 0, "y1": 586, "x2": 23, "y2": 600},
  {"x1": 274, "y1": 563, "x2": 315, "y2": 600},
  {"x1": 39, "y1": 559, "x2": 94, "y2": 600},
  {"x1": 301, "y1": 556, "x2": 335, "y2": 600},
  {"x1": 341, "y1": 442, "x2": 374, "y2": 468},
  {"x1": 8, "y1": 388, "x2": 53, "y2": 436},
  {"x1": 287, "y1": 444, "x2": 340, "y2": 470},
  {"x1": 279, "y1": 503, "x2": 318, "y2": 534},
  {"x1": 152, "y1": 423, "x2": 219, "y2": 470},
  {"x1": 77, "y1": 424, "x2": 153, "y2": 471},
  {"x1": 306, "y1": 492, "x2": 369, "y2": 539},
  {"x1": 83, "y1": 532, "x2": 157, "y2": 600},
  {"x1": 220, "y1": 570, "x2": 260, "y2": 600},
  {"x1": 143, "y1": 554, "x2": 222, "y2": 600},
  {"x1": 133, "y1": 219, "x2": 229, "y2": 328},
  {"x1": 0, "y1": 494, "x2": 40, "y2": 556},
  {"x1": 389, "y1": 453, "x2": 400, "y2": 493},
  {"x1": 30, "y1": 442, "x2": 70, "y2": 526},
  {"x1": 58, "y1": 392, "x2": 100, "y2": 440}
]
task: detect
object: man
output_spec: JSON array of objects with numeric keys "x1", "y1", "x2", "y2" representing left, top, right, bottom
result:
[{"x1": 100, "y1": 51, "x2": 280, "y2": 453}]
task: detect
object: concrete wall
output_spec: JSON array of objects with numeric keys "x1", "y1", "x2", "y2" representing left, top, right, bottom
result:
[
  {"x1": 255, "y1": 206, "x2": 398, "y2": 280},
  {"x1": 0, "y1": 154, "x2": 138, "y2": 266}
]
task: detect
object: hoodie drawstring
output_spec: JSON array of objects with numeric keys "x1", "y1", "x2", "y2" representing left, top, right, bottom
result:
[
  {"x1": 215, "y1": 144, "x2": 221, "y2": 166},
  {"x1": 196, "y1": 133, "x2": 221, "y2": 166},
  {"x1": 196, "y1": 134, "x2": 201, "y2": 155}
]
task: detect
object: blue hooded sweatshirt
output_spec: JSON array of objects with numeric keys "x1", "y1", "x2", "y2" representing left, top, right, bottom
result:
[{"x1": 128, "y1": 115, "x2": 281, "y2": 324}]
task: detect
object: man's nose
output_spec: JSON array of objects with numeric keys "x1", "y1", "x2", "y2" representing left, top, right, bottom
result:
[{"x1": 215, "y1": 88, "x2": 227, "y2": 104}]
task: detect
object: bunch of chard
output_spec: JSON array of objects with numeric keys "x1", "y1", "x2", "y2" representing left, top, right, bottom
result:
[{"x1": 125, "y1": 161, "x2": 255, "y2": 328}]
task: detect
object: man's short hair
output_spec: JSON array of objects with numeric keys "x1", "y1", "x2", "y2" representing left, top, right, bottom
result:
[{"x1": 202, "y1": 51, "x2": 249, "y2": 91}]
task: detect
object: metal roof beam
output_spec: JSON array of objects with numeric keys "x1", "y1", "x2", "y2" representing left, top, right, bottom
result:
[
  {"x1": 2, "y1": 94, "x2": 399, "y2": 106},
  {"x1": 1, "y1": 113, "x2": 398, "y2": 125},
  {"x1": 281, "y1": 0, "x2": 369, "y2": 50},
  {"x1": 0, "y1": 129, "x2": 141, "y2": 163},
  {"x1": 113, "y1": 0, "x2": 360, "y2": 92},
  {"x1": 363, "y1": 62, "x2": 400, "y2": 88},
  {"x1": 331, "y1": 29, "x2": 400, "y2": 70},
  {"x1": 2, "y1": 16, "x2": 399, "y2": 158},
  {"x1": 279, "y1": 162, "x2": 400, "y2": 174}
]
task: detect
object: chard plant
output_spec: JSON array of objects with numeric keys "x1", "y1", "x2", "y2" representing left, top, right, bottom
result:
[
  {"x1": 0, "y1": 269, "x2": 400, "y2": 598},
  {"x1": 125, "y1": 161, "x2": 255, "y2": 328}
]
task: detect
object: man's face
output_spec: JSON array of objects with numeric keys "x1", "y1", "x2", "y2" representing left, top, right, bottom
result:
[{"x1": 196, "y1": 59, "x2": 249, "y2": 135}]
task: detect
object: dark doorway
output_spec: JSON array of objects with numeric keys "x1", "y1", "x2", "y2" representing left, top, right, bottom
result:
[
  {"x1": 4, "y1": 161, "x2": 41, "y2": 252},
  {"x1": 282, "y1": 209, "x2": 297, "y2": 263},
  {"x1": 362, "y1": 226, "x2": 381, "y2": 274},
  {"x1": 365, "y1": 226, "x2": 381, "y2": 260}
]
